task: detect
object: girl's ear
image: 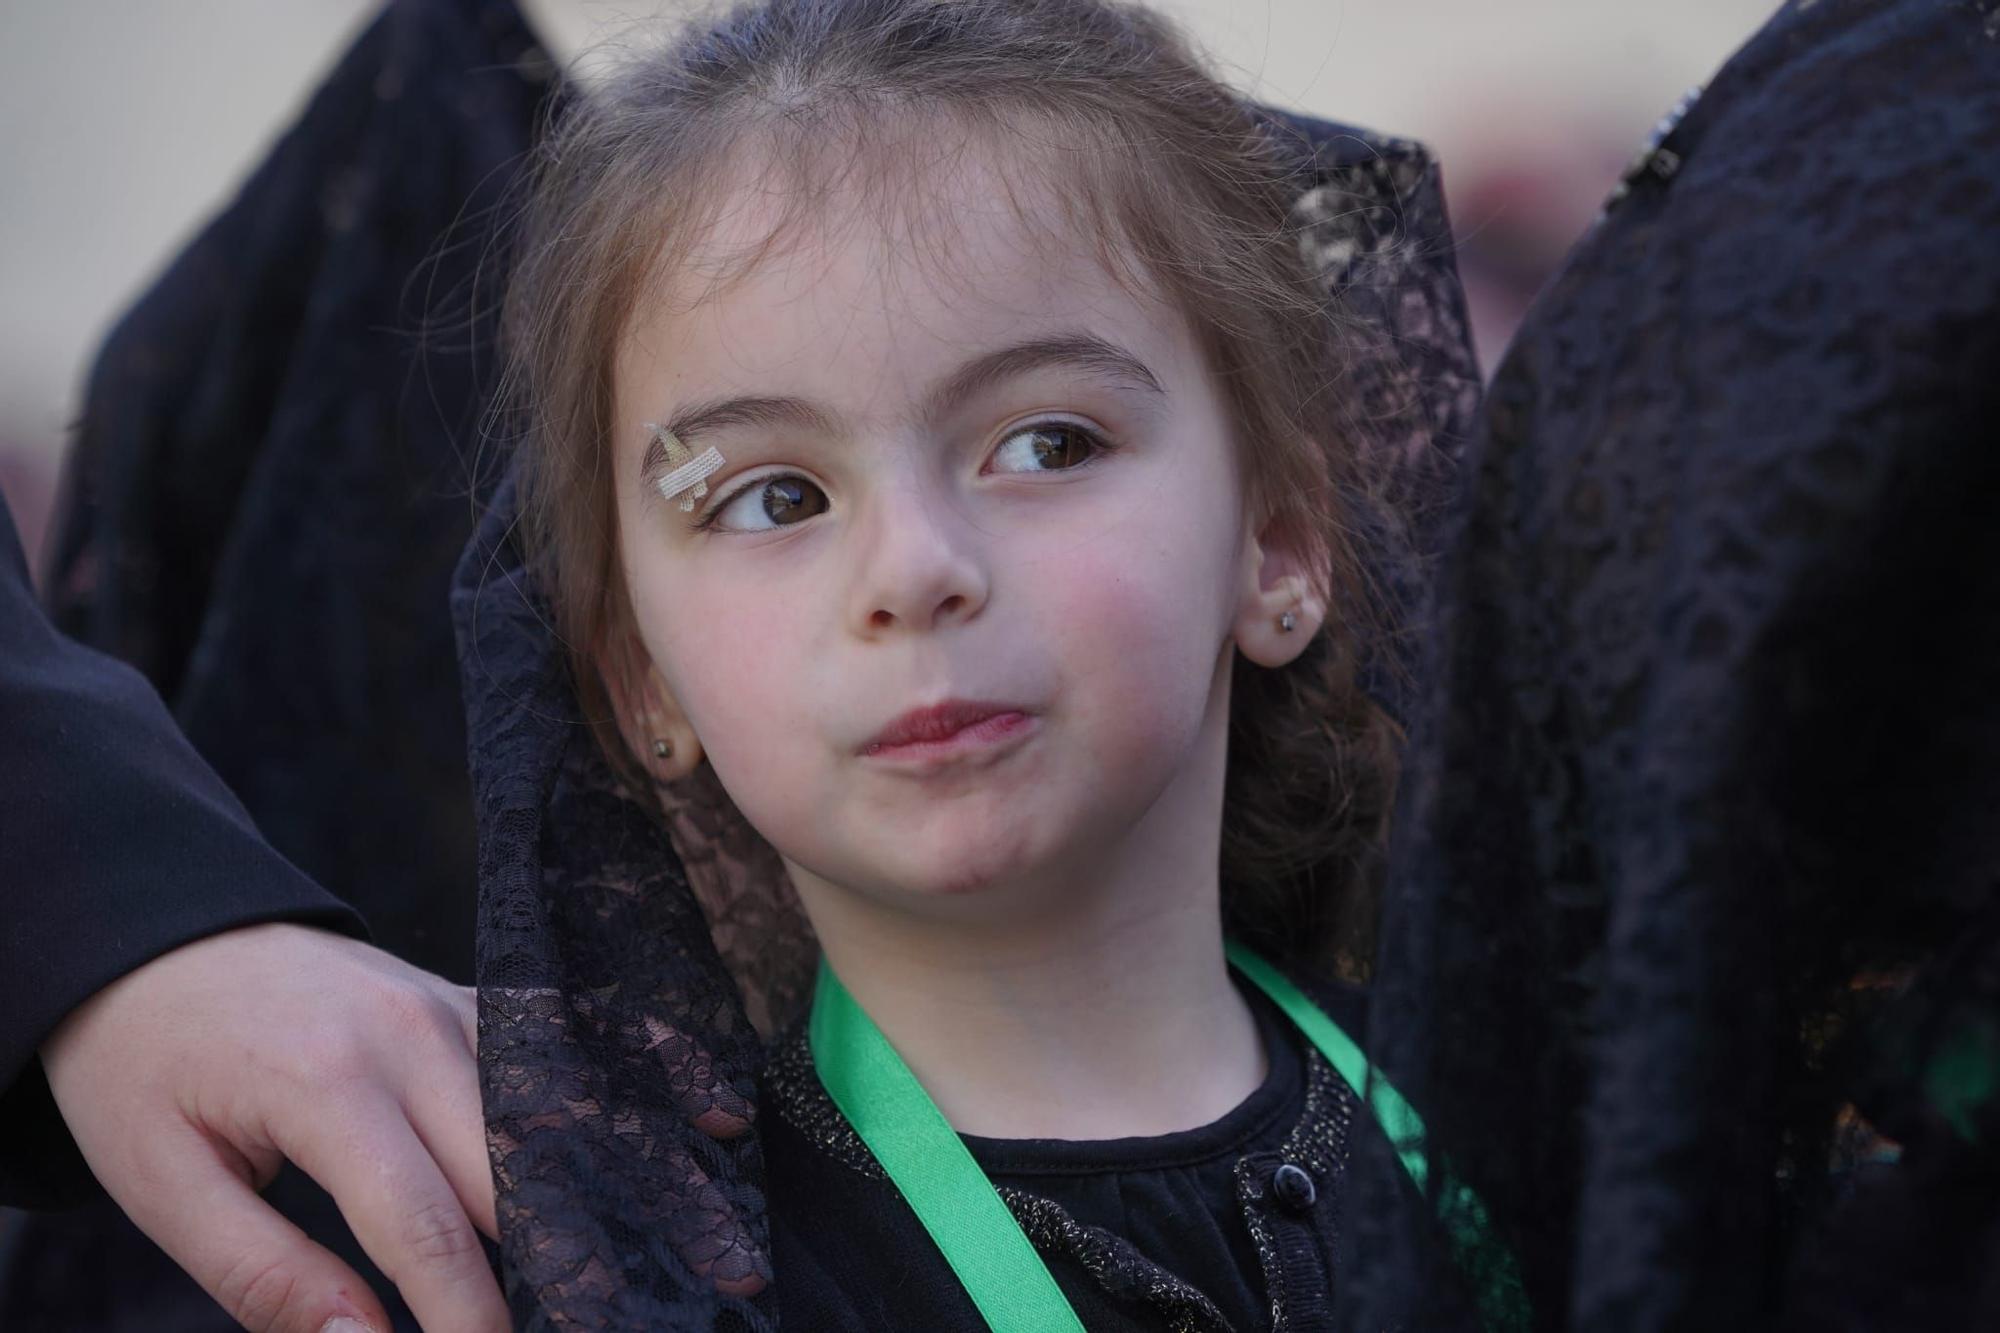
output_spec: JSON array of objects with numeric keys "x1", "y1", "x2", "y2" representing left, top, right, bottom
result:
[
  {"x1": 1232, "y1": 519, "x2": 1330, "y2": 669},
  {"x1": 597, "y1": 616, "x2": 705, "y2": 783}
]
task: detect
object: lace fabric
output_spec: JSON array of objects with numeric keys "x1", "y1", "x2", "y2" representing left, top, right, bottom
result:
[{"x1": 1353, "y1": 2, "x2": 2000, "y2": 1328}]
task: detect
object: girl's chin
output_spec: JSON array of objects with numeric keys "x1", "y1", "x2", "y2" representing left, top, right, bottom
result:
[
  {"x1": 879, "y1": 818, "x2": 1066, "y2": 899},
  {"x1": 784, "y1": 794, "x2": 1130, "y2": 912},
  {"x1": 873, "y1": 842, "x2": 1107, "y2": 918}
]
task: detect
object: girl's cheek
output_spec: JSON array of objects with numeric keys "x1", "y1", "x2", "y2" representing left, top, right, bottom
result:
[
  {"x1": 1039, "y1": 539, "x2": 1224, "y2": 739},
  {"x1": 662, "y1": 582, "x2": 826, "y2": 785},
  {"x1": 672, "y1": 609, "x2": 798, "y2": 729}
]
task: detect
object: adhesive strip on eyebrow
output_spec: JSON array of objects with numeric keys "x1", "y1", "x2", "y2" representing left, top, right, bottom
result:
[{"x1": 645, "y1": 423, "x2": 726, "y2": 511}]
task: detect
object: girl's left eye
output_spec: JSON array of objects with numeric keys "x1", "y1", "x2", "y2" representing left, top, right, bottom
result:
[
  {"x1": 698, "y1": 474, "x2": 829, "y2": 533},
  {"x1": 986, "y1": 422, "x2": 1108, "y2": 474}
]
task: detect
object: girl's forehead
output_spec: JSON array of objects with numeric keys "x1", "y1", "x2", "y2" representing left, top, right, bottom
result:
[
  {"x1": 637, "y1": 128, "x2": 1175, "y2": 336},
  {"x1": 612, "y1": 162, "x2": 1199, "y2": 431},
  {"x1": 621, "y1": 250, "x2": 1184, "y2": 439}
]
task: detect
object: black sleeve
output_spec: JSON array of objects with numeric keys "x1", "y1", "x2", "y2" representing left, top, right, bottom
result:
[{"x1": 0, "y1": 498, "x2": 367, "y2": 1209}]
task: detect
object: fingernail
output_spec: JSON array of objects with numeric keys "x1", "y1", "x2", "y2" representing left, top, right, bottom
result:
[{"x1": 322, "y1": 1319, "x2": 375, "y2": 1333}]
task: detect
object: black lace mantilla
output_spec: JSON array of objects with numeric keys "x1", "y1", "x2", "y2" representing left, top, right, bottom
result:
[{"x1": 453, "y1": 106, "x2": 1477, "y2": 1328}]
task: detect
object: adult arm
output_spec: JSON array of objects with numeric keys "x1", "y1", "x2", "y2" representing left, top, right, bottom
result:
[
  {"x1": 0, "y1": 493, "x2": 363, "y2": 1207},
  {"x1": 0, "y1": 498, "x2": 508, "y2": 1332}
]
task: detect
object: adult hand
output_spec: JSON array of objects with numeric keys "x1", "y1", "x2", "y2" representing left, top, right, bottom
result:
[{"x1": 40, "y1": 921, "x2": 505, "y2": 1333}]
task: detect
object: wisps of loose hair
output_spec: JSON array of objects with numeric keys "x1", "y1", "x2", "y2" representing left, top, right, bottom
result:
[{"x1": 496, "y1": 0, "x2": 1404, "y2": 979}]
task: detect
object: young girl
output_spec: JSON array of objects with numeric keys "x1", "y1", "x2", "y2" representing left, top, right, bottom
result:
[{"x1": 456, "y1": 0, "x2": 1485, "y2": 1326}]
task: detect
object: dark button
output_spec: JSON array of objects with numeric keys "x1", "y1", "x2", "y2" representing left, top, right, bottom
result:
[{"x1": 1271, "y1": 1162, "x2": 1316, "y2": 1213}]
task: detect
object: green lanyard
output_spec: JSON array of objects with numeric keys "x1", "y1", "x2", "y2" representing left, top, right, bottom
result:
[{"x1": 808, "y1": 941, "x2": 1528, "y2": 1332}]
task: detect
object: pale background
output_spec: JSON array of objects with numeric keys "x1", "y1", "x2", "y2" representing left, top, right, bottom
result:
[{"x1": 0, "y1": 0, "x2": 1782, "y2": 566}]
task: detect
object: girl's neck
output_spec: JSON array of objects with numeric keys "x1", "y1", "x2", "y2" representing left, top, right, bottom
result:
[{"x1": 812, "y1": 893, "x2": 1264, "y2": 1142}]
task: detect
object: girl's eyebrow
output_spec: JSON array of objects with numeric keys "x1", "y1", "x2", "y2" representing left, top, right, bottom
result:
[
  {"x1": 920, "y1": 332, "x2": 1164, "y2": 422},
  {"x1": 639, "y1": 332, "x2": 1163, "y2": 482}
]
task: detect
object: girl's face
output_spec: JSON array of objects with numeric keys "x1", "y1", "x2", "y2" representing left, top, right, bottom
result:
[{"x1": 608, "y1": 148, "x2": 1320, "y2": 920}]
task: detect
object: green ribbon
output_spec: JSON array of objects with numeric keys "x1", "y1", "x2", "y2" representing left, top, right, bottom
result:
[
  {"x1": 809, "y1": 944, "x2": 1529, "y2": 1332},
  {"x1": 811, "y1": 956, "x2": 1087, "y2": 1331}
]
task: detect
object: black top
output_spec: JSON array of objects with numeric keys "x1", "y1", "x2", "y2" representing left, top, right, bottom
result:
[
  {"x1": 972, "y1": 986, "x2": 1310, "y2": 1332},
  {"x1": 760, "y1": 979, "x2": 1456, "y2": 1331}
]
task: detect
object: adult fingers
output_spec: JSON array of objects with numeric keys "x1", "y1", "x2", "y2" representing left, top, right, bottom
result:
[
  {"x1": 115, "y1": 1117, "x2": 391, "y2": 1333},
  {"x1": 398, "y1": 988, "x2": 497, "y2": 1241},
  {"x1": 277, "y1": 1096, "x2": 509, "y2": 1333}
]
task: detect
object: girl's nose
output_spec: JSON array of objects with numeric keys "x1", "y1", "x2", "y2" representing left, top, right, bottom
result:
[{"x1": 844, "y1": 477, "x2": 989, "y2": 636}]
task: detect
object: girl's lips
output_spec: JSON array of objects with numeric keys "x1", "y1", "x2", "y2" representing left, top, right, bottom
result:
[
  {"x1": 863, "y1": 699, "x2": 1028, "y2": 749},
  {"x1": 861, "y1": 709, "x2": 1036, "y2": 765}
]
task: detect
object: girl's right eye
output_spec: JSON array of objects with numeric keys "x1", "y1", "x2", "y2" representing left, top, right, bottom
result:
[{"x1": 699, "y1": 474, "x2": 829, "y2": 533}]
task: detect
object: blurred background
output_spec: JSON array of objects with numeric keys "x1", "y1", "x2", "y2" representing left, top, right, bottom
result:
[{"x1": 0, "y1": 0, "x2": 1782, "y2": 574}]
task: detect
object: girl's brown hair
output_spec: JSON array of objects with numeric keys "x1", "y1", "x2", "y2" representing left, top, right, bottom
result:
[{"x1": 500, "y1": 0, "x2": 1403, "y2": 978}]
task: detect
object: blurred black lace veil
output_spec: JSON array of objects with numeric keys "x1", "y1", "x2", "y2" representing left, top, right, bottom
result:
[{"x1": 1349, "y1": 2, "x2": 2000, "y2": 1330}]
